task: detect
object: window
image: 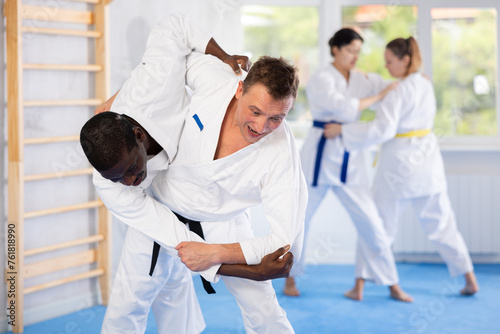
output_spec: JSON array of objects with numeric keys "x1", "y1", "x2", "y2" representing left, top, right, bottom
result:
[
  {"x1": 342, "y1": 5, "x2": 417, "y2": 121},
  {"x1": 339, "y1": 3, "x2": 499, "y2": 140},
  {"x1": 242, "y1": 1, "x2": 500, "y2": 143},
  {"x1": 342, "y1": 5, "x2": 417, "y2": 78},
  {"x1": 431, "y1": 8, "x2": 498, "y2": 136},
  {"x1": 242, "y1": 5, "x2": 319, "y2": 138}
]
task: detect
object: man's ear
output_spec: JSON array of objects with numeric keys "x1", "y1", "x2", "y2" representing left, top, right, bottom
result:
[
  {"x1": 134, "y1": 127, "x2": 146, "y2": 143},
  {"x1": 235, "y1": 81, "x2": 244, "y2": 99}
]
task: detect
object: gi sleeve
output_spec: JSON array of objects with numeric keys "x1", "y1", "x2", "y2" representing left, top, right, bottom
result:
[
  {"x1": 365, "y1": 72, "x2": 393, "y2": 111},
  {"x1": 92, "y1": 13, "x2": 222, "y2": 282},
  {"x1": 110, "y1": 13, "x2": 213, "y2": 160},
  {"x1": 238, "y1": 127, "x2": 308, "y2": 266},
  {"x1": 93, "y1": 170, "x2": 222, "y2": 282},
  {"x1": 341, "y1": 88, "x2": 402, "y2": 151},
  {"x1": 366, "y1": 72, "x2": 393, "y2": 94},
  {"x1": 306, "y1": 71, "x2": 360, "y2": 122}
]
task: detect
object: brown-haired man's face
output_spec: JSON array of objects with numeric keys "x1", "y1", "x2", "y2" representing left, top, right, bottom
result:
[
  {"x1": 99, "y1": 145, "x2": 148, "y2": 186},
  {"x1": 234, "y1": 82, "x2": 294, "y2": 144}
]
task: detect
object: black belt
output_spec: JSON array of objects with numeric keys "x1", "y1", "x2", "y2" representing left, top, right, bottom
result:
[
  {"x1": 312, "y1": 120, "x2": 349, "y2": 186},
  {"x1": 148, "y1": 212, "x2": 216, "y2": 294}
]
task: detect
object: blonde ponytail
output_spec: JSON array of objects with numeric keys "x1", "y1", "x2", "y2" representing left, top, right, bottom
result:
[{"x1": 406, "y1": 37, "x2": 422, "y2": 74}]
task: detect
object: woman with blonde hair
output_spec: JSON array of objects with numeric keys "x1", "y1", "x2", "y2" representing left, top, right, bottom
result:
[{"x1": 325, "y1": 36, "x2": 479, "y2": 296}]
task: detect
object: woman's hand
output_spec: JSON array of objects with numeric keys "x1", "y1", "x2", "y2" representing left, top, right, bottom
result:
[
  {"x1": 380, "y1": 81, "x2": 399, "y2": 98},
  {"x1": 324, "y1": 123, "x2": 342, "y2": 139}
]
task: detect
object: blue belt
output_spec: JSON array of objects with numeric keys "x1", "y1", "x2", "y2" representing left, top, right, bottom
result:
[{"x1": 312, "y1": 120, "x2": 349, "y2": 186}]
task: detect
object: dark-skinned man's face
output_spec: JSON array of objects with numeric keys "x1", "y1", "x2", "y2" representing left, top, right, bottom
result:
[{"x1": 99, "y1": 144, "x2": 148, "y2": 186}]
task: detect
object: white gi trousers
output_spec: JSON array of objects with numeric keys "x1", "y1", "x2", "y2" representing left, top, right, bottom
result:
[
  {"x1": 202, "y1": 216, "x2": 294, "y2": 334},
  {"x1": 101, "y1": 228, "x2": 205, "y2": 334},
  {"x1": 219, "y1": 276, "x2": 292, "y2": 334},
  {"x1": 297, "y1": 184, "x2": 398, "y2": 286},
  {"x1": 103, "y1": 216, "x2": 293, "y2": 334},
  {"x1": 364, "y1": 189, "x2": 474, "y2": 277}
]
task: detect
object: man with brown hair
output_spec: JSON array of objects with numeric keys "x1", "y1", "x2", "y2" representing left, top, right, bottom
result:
[
  {"x1": 149, "y1": 51, "x2": 308, "y2": 334},
  {"x1": 83, "y1": 13, "x2": 307, "y2": 334}
]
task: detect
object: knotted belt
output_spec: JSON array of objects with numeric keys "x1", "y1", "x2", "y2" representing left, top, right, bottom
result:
[
  {"x1": 149, "y1": 212, "x2": 216, "y2": 294},
  {"x1": 395, "y1": 129, "x2": 431, "y2": 138},
  {"x1": 373, "y1": 129, "x2": 432, "y2": 166},
  {"x1": 312, "y1": 120, "x2": 349, "y2": 186}
]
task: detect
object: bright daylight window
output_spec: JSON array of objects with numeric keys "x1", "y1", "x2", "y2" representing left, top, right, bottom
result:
[
  {"x1": 431, "y1": 8, "x2": 498, "y2": 136},
  {"x1": 342, "y1": 5, "x2": 418, "y2": 76},
  {"x1": 242, "y1": 5, "x2": 498, "y2": 139},
  {"x1": 342, "y1": 5, "x2": 498, "y2": 137},
  {"x1": 241, "y1": 6, "x2": 319, "y2": 138},
  {"x1": 342, "y1": 5, "x2": 417, "y2": 121}
]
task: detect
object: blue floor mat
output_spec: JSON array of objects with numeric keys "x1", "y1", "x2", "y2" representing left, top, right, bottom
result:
[{"x1": 3, "y1": 263, "x2": 499, "y2": 334}]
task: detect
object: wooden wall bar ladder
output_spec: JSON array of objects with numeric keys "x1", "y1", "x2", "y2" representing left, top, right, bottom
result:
[{"x1": 4, "y1": 0, "x2": 112, "y2": 332}]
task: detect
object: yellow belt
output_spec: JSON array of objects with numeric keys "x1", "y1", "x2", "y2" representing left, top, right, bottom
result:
[
  {"x1": 395, "y1": 129, "x2": 431, "y2": 138},
  {"x1": 373, "y1": 129, "x2": 432, "y2": 167}
]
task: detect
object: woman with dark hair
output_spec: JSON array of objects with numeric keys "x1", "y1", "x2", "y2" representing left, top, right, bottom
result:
[
  {"x1": 325, "y1": 36, "x2": 479, "y2": 296},
  {"x1": 284, "y1": 28, "x2": 412, "y2": 302}
]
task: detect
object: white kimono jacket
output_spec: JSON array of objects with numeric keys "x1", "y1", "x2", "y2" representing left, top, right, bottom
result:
[
  {"x1": 93, "y1": 14, "x2": 221, "y2": 281},
  {"x1": 342, "y1": 72, "x2": 446, "y2": 198},
  {"x1": 300, "y1": 64, "x2": 388, "y2": 187},
  {"x1": 152, "y1": 53, "x2": 308, "y2": 266}
]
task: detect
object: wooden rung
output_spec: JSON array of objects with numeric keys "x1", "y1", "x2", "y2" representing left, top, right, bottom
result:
[
  {"x1": 24, "y1": 135, "x2": 79, "y2": 145},
  {"x1": 25, "y1": 168, "x2": 93, "y2": 182},
  {"x1": 64, "y1": 0, "x2": 100, "y2": 4},
  {"x1": 22, "y1": 26, "x2": 102, "y2": 38},
  {"x1": 24, "y1": 268, "x2": 104, "y2": 295},
  {"x1": 24, "y1": 99, "x2": 103, "y2": 107},
  {"x1": 24, "y1": 64, "x2": 103, "y2": 72},
  {"x1": 22, "y1": 5, "x2": 93, "y2": 25},
  {"x1": 25, "y1": 249, "x2": 96, "y2": 278},
  {"x1": 25, "y1": 234, "x2": 105, "y2": 257},
  {"x1": 24, "y1": 200, "x2": 103, "y2": 219}
]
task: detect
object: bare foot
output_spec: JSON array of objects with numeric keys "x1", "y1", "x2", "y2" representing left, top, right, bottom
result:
[
  {"x1": 283, "y1": 277, "x2": 300, "y2": 297},
  {"x1": 344, "y1": 288, "x2": 363, "y2": 301},
  {"x1": 344, "y1": 278, "x2": 364, "y2": 301},
  {"x1": 460, "y1": 285, "x2": 479, "y2": 295},
  {"x1": 389, "y1": 284, "x2": 413, "y2": 302},
  {"x1": 460, "y1": 272, "x2": 479, "y2": 296}
]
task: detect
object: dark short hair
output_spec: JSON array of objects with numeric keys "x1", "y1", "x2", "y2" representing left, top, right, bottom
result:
[
  {"x1": 242, "y1": 56, "x2": 299, "y2": 100},
  {"x1": 328, "y1": 28, "x2": 364, "y2": 57},
  {"x1": 80, "y1": 111, "x2": 138, "y2": 171}
]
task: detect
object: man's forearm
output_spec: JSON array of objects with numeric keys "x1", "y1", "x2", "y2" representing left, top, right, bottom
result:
[
  {"x1": 205, "y1": 37, "x2": 250, "y2": 74},
  {"x1": 215, "y1": 243, "x2": 246, "y2": 264},
  {"x1": 176, "y1": 241, "x2": 246, "y2": 271},
  {"x1": 217, "y1": 246, "x2": 293, "y2": 281},
  {"x1": 218, "y1": 263, "x2": 263, "y2": 281},
  {"x1": 205, "y1": 38, "x2": 230, "y2": 62}
]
